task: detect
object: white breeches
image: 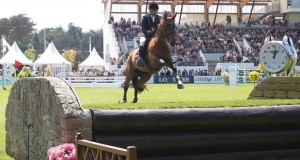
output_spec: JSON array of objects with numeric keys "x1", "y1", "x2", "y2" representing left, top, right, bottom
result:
[{"x1": 139, "y1": 37, "x2": 146, "y2": 46}]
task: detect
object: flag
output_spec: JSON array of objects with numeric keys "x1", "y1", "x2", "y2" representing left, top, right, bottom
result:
[
  {"x1": 68, "y1": 49, "x2": 74, "y2": 61},
  {"x1": 15, "y1": 60, "x2": 23, "y2": 67},
  {"x1": 2, "y1": 36, "x2": 10, "y2": 53}
]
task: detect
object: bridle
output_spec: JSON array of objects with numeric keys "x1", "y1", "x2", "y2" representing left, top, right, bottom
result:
[{"x1": 155, "y1": 12, "x2": 177, "y2": 44}]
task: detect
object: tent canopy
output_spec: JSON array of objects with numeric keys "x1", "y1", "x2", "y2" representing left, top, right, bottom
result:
[
  {"x1": 34, "y1": 42, "x2": 71, "y2": 65},
  {"x1": 79, "y1": 47, "x2": 107, "y2": 70},
  {"x1": 0, "y1": 42, "x2": 33, "y2": 65}
]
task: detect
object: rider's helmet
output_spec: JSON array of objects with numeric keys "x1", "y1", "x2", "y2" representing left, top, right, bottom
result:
[{"x1": 149, "y1": 2, "x2": 159, "y2": 10}]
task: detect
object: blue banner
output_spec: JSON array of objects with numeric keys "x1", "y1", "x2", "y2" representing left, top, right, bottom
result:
[{"x1": 153, "y1": 76, "x2": 194, "y2": 83}]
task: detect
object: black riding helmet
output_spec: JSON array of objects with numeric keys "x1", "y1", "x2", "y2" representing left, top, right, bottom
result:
[{"x1": 149, "y1": 2, "x2": 159, "y2": 10}]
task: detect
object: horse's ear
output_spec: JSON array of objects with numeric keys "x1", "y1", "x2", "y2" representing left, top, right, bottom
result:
[
  {"x1": 164, "y1": 12, "x2": 168, "y2": 20},
  {"x1": 172, "y1": 12, "x2": 177, "y2": 21}
]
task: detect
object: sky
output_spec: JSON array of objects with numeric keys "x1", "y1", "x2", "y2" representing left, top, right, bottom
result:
[{"x1": 0, "y1": 0, "x2": 104, "y2": 32}]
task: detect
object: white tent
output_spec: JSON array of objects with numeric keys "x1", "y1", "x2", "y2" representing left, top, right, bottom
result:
[
  {"x1": 34, "y1": 42, "x2": 71, "y2": 76},
  {"x1": 0, "y1": 42, "x2": 33, "y2": 65},
  {"x1": 34, "y1": 42, "x2": 71, "y2": 66},
  {"x1": 79, "y1": 47, "x2": 107, "y2": 70}
]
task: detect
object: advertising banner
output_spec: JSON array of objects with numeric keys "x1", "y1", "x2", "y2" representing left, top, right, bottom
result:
[
  {"x1": 153, "y1": 76, "x2": 194, "y2": 83},
  {"x1": 194, "y1": 76, "x2": 224, "y2": 84}
]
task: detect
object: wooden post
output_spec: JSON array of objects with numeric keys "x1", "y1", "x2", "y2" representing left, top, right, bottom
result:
[
  {"x1": 145, "y1": 0, "x2": 149, "y2": 14},
  {"x1": 247, "y1": 0, "x2": 256, "y2": 26},
  {"x1": 178, "y1": 0, "x2": 184, "y2": 25},
  {"x1": 213, "y1": 0, "x2": 220, "y2": 25},
  {"x1": 127, "y1": 146, "x2": 137, "y2": 160},
  {"x1": 75, "y1": 133, "x2": 84, "y2": 160},
  {"x1": 138, "y1": 5, "x2": 142, "y2": 25}
]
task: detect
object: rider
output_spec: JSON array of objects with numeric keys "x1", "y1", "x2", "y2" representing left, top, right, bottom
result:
[{"x1": 136, "y1": 2, "x2": 161, "y2": 67}]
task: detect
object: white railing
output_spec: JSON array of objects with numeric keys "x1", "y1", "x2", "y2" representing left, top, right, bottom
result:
[{"x1": 65, "y1": 76, "x2": 125, "y2": 88}]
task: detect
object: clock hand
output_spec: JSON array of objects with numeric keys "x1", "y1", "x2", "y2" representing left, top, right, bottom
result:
[{"x1": 272, "y1": 48, "x2": 277, "y2": 59}]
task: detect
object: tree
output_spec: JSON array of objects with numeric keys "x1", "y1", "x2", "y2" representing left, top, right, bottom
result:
[
  {"x1": 0, "y1": 18, "x2": 11, "y2": 39},
  {"x1": 79, "y1": 29, "x2": 103, "y2": 61},
  {"x1": 24, "y1": 44, "x2": 36, "y2": 61},
  {"x1": 32, "y1": 32, "x2": 41, "y2": 55},
  {"x1": 0, "y1": 14, "x2": 35, "y2": 44},
  {"x1": 67, "y1": 23, "x2": 83, "y2": 49}
]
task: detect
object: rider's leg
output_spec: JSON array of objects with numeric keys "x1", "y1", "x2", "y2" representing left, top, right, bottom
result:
[{"x1": 136, "y1": 37, "x2": 146, "y2": 67}]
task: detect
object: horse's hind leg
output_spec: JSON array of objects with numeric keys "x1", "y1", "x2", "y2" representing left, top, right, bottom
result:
[
  {"x1": 119, "y1": 62, "x2": 135, "y2": 103},
  {"x1": 119, "y1": 85, "x2": 128, "y2": 103},
  {"x1": 131, "y1": 73, "x2": 152, "y2": 103},
  {"x1": 131, "y1": 76, "x2": 139, "y2": 103}
]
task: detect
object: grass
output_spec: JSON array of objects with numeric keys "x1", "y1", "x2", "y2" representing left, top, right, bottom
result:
[
  {"x1": 0, "y1": 85, "x2": 13, "y2": 160},
  {"x1": 76, "y1": 83, "x2": 300, "y2": 109},
  {"x1": 1, "y1": 83, "x2": 300, "y2": 159}
]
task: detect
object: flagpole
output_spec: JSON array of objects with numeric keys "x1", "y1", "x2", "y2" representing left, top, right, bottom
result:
[
  {"x1": 44, "y1": 28, "x2": 46, "y2": 51},
  {"x1": 14, "y1": 66, "x2": 17, "y2": 82},
  {"x1": 2, "y1": 64, "x2": 6, "y2": 90},
  {"x1": 2, "y1": 35, "x2": 4, "y2": 57},
  {"x1": 89, "y1": 37, "x2": 91, "y2": 53}
]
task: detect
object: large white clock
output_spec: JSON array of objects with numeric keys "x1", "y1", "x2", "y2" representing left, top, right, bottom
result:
[
  {"x1": 259, "y1": 36, "x2": 297, "y2": 76},
  {"x1": 259, "y1": 41, "x2": 289, "y2": 73}
]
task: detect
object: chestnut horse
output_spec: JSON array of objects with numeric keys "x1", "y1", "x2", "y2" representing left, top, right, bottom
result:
[{"x1": 119, "y1": 12, "x2": 184, "y2": 103}]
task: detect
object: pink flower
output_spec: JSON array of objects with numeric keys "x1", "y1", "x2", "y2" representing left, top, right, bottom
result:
[{"x1": 48, "y1": 143, "x2": 76, "y2": 160}]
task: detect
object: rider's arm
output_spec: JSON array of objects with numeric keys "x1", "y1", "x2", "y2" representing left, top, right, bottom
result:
[{"x1": 142, "y1": 15, "x2": 152, "y2": 37}]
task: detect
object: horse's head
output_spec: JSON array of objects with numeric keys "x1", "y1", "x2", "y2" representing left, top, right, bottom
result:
[{"x1": 158, "y1": 11, "x2": 177, "y2": 46}]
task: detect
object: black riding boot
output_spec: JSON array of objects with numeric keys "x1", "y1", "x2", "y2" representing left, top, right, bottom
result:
[{"x1": 136, "y1": 46, "x2": 144, "y2": 67}]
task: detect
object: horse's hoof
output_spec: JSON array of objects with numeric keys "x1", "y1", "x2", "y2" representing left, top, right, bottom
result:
[
  {"x1": 119, "y1": 99, "x2": 127, "y2": 103},
  {"x1": 177, "y1": 84, "x2": 184, "y2": 89},
  {"x1": 131, "y1": 98, "x2": 138, "y2": 103},
  {"x1": 177, "y1": 81, "x2": 184, "y2": 89}
]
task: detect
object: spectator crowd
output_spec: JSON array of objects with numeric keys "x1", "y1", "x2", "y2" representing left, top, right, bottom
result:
[{"x1": 60, "y1": 16, "x2": 300, "y2": 77}]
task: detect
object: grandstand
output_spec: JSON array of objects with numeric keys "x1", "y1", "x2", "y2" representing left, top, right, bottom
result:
[{"x1": 102, "y1": 0, "x2": 300, "y2": 73}]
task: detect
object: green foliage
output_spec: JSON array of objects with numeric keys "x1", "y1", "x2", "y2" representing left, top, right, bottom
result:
[
  {"x1": 221, "y1": 71, "x2": 229, "y2": 85},
  {"x1": 17, "y1": 66, "x2": 31, "y2": 78},
  {"x1": 0, "y1": 14, "x2": 103, "y2": 64},
  {"x1": 291, "y1": 71, "x2": 300, "y2": 77},
  {"x1": 44, "y1": 65, "x2": 53, "y2": 77},
  {"x1": 24, "y1": 44, "x2": 36, "y2": 61},
  {"x1": 0, "y1": 14, "x2": 35, "y2": 44}
]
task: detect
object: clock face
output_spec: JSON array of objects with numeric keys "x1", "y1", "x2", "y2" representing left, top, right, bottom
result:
[{"x1": 259, "y1": 42, "x2": 288, "y2": 73}]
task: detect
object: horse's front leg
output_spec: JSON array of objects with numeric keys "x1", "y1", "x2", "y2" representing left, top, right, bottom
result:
[
  {"x1": 167, "y1": 61, "x2": 184, "y2": 89},
  {"x1": 119, "y1": 83, "x2": 128, "y2": 103},
  {"x1": 131, "y1": 87, "x2": 138, "y2": 103}
]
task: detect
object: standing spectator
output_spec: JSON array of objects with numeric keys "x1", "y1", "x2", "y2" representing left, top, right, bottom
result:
[
  {"x1": 132, "y1": 20, "x2": 136, "y2": 26},
  {"x1": 110, "y1": 16, "x2": 114, "y2": 22},
  {"x1": 238, "y1": 16, "x2": 242, "y2": 25},
  {"x1": 226, "y1": 15, "x2": 231, "y2": 26}
]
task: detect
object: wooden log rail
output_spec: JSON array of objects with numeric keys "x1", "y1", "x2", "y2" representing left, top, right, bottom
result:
[
  {"x1": 91, "y1": 106, "x2": 300, "y2": 159},
  {"x1": 75, "y1": 133, "x2": 137, "y2": 160}
]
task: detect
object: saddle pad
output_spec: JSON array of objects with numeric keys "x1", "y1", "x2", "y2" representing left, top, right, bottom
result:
[{"x1": 134, "y1": 49, "x2": 139, "y2": 58}]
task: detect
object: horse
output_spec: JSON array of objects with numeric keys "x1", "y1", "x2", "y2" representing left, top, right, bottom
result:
[{"x1": 119, "y1": 11, "x2": 184, "y2": 103}]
